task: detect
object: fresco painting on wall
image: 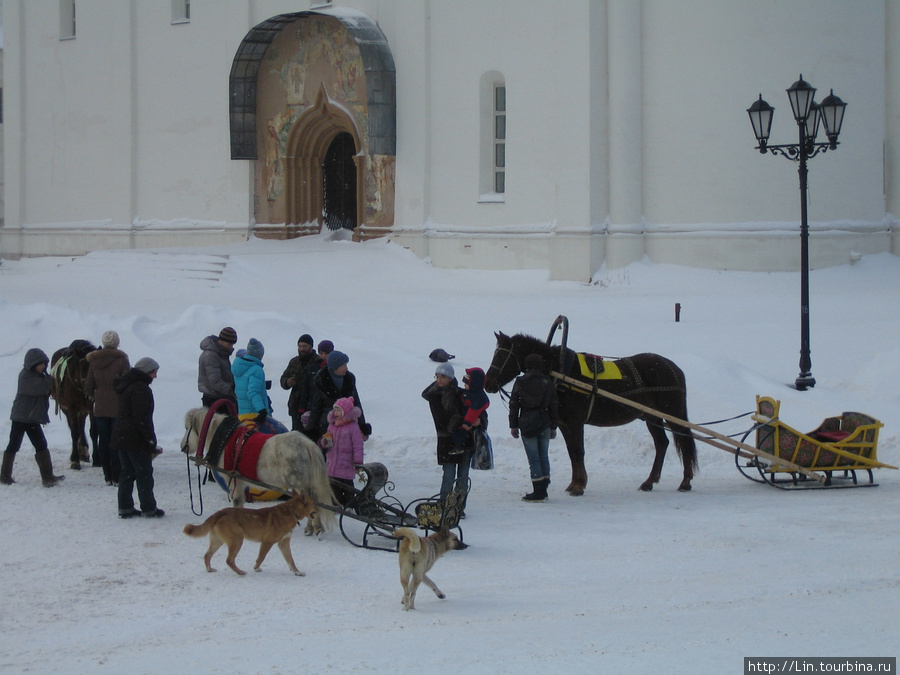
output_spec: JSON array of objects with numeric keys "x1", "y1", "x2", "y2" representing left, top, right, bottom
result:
[{"x1": 257, "y1": 16, "x2": 368, "y2": 224}]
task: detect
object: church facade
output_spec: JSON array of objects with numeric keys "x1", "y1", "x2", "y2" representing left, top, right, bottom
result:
[{"x1": 2, "y1": 0, "x2": 897, "y2": 280}]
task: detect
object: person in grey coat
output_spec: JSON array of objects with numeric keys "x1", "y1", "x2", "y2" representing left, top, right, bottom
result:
[
  {"x1": 1, "y1": 348, "x2": 65, "y2": 487},
  {"x1": 197, "y1": 327, "x2": 237, "y2": 408}
]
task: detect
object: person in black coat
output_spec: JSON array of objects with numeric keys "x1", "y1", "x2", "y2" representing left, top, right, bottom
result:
[
  {"x1": 509, "y1": 353, "x2": 559, "y2": 502},
  {"x1": 306, "y1": 351, "x2": 371, "y2": 442},
  {"x1": 422, "y1": 362, "x2": 470, "y2": 500},
  {"x1": 112, "y1": 358, "x2": 164, "y2": 518},
  {"x1": 279, "y1": 334, "x2": 318, "y2": 432}
]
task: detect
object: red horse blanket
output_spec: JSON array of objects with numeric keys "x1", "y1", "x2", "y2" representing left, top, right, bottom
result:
[{"x1": 222, "y1": 428, "x2": 272, "y2": 483}]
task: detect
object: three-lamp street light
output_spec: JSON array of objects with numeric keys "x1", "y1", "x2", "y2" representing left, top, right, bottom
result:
[{"x1": 747, "y1": 75, "x2": 847, "y2": 390}]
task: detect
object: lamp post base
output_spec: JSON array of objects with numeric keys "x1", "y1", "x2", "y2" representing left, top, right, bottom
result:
[{"x1": 795, "y1": 373, "x2": 816, "y2": 391}]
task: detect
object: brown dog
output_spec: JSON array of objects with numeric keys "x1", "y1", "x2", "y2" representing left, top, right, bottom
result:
[
  {"x1": 183, "y1": 490, "x2": 318, "y2": 576},
  {"x1": 393, "y1": 527, "x2": 468, "y2": 610}
]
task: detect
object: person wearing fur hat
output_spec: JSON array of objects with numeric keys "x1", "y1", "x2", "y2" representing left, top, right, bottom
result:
[
  {"x1": 321, "y1": 396, "x2": 365, "y2": 506},
  {"x1": 1, "y1": 348, "x2": 65, "y2": 487},
  {"x1": 197, "y1": 327, "x2": 238, "y2": 409},
  {"x1": 112, "y1": 357, "x2": 163, "y2": 517},
  {"x1": 307, "y1": 350, "x2": 371, "y2": 442},
  {"x1": 509, "y1": 353, "x2": 559, "y2": 502},
  {"x1": 279, "y1": 334, "x2": 318, "y2": 432},
  {"x1": 232, "y1": 338, "x2": 272, "y2": 426},
  {"x1": 85, "y1": 330, "x2": 130, "y2": 484}
]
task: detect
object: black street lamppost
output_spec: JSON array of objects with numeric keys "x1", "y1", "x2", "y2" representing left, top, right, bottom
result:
[{"x1": 747, "y1": 75, "x2": 847, "y2": 390}]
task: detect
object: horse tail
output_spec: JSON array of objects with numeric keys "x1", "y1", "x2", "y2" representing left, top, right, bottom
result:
[
  {"x1": 672, "y1": 422, "x2": 700, "y2": 474},
  {"x1": 301, "y1": 440, "x2": 337, "y2": 532},
  {"x1": 669, "y1": 384, "x2": 699, "y2": 474}
]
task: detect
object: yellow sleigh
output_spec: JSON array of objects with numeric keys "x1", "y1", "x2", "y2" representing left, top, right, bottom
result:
[{"x1": 737, "y1": 396, "x2": 897, "y2": 488}]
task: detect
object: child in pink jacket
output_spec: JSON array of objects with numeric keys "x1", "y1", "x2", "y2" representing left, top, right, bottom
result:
[{"x1": 321, "y1": 397, "x2": 365, "y2": 505}]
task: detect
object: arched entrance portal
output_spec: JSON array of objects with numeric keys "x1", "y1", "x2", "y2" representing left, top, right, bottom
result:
[
  {"x1": 229, "y1": 10, "x2": 396, "y2": 240},
  {"x1": 285, "y1": 87, "x2": 363, "y2": 232},
  {"x1": 323, "y1": 132, "x2": 357, "y2": 231}
]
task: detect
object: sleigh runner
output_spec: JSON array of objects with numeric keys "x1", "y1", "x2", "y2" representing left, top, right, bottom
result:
[{"x1": 183, "y1": 403, "x2": 468, "y2": 552}]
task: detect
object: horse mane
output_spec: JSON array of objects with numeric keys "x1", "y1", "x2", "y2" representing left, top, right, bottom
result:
[{"x1": 511, "y1": 333, "x2": 553, "y2": 359}]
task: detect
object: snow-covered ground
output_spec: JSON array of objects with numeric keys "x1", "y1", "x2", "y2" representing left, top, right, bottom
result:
[{"x1": 1, "y1": 234, "x2": 898, "y2": 673}]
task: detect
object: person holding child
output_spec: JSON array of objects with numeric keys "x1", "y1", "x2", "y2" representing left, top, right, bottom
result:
[
  {"x1": 1, "y1": 348, "x2": 65, "y2": 487},
  {"x1": 422, "y1": 364, "x2": 488, "y2": 506}
]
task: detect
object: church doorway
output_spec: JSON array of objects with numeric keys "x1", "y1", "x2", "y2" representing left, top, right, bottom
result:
[{"x1": 322, "y1": 132, "x2": 358, "y2": 231}]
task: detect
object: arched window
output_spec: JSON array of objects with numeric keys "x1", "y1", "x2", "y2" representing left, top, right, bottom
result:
[{"x1": 480, "y1": 72, "x2": 506, "y2": 199}]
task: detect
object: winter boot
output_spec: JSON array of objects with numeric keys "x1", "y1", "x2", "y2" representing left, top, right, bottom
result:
[
  {"x1": 35, "y1": 450, "x2": 65, "y2": 487},
  {"x1": 522, "y1": 478, "x2": 548, "y2": 502},
  {"x1": 1, "y1": 451, "x2": 16, "y2": 485}
]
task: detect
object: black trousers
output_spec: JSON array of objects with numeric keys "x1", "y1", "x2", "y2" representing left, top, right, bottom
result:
[{"x1": 4, "y1": 421, "x2": 48, "y2": 455}]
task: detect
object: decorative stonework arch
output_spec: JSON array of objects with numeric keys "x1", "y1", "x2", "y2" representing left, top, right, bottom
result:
[
  {"x1": 229, "y1": 9, "x2": 395, "y2": 240},
  {"x1": 286, "y1": 86, "x2": 363, "y2": 230}
]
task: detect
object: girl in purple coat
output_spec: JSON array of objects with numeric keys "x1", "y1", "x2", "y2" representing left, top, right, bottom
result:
[{"x1": 321, "y1": 396, "x2": 364, "y2": 506}]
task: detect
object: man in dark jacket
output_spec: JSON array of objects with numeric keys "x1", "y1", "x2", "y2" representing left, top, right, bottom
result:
[
  {"x1": 509, "y1": 353, "x2": 559, "y2": 502},
  {"x1": 279, "y1": 334, "x2": 318, "y2": 432},
  {"x1": 1, "y1": 348, "x2": 64, "y2": 487},
  {"x1": 197, "y1": 327, "x2": 237, "y2": 408},
  {"x1": 112, "y1": 357, "x2": 163, "y2": 518}
]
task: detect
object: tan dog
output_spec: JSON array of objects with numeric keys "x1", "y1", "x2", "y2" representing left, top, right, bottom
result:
[
  {"x1": 393, "y1": 527, "x2": 468, "y2": 610},
  {"x1": 183, "y1": 491, "x2": 318, "y2": 576}
]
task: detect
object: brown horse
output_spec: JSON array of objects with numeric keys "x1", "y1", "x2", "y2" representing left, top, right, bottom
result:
[
  {"x1": 484, "y1": 331, "x2": 698, "y2": 495},
  {"x1": 50, "y1": 340, "x2": 98, "y2": 470}
]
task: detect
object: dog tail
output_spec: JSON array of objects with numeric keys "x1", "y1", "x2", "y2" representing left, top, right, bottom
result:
[
  {"x1": 183, "y1": 520, "x2": 213, "y2": 538},
  {"x1": 393, "y1": 527, "x2": 421, "y2": 553}
]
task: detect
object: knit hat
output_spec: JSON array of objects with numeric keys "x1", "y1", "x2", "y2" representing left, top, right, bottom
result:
[
  {"x1": 327, "y1": 350, "x2": 349, "y2": 371},
  {"x1": 298, "y1": 334, "x2": 314, "y2": 346},
  {"x1": 435, "y1": 362, "x2": 455, "y2": 379},
  {"x1": 334, "y1": 397, "x2": 355, "y2": 417},
  {"x1": 524, "y1": 354, "x2": 544, "y2": 371},
  {"x1": 134, "y1": 357, "x2": 160, "y2": 374},
  {"x1": 101, "y1": 330, "x2": 120, "y2": 349},
  {"x1": 246, "y1": 338, "x2": 265, "y2": 360},
  {"x1": 318, "y1": 340, "x2": 334, "y2": 355},
  {"x1": 218, "y1": 327, "x2": 238, "y2": 344}
]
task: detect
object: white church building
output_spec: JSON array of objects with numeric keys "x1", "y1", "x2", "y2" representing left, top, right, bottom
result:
[{"x1": 1, "y1": 0, "x2": 898, "y2": 281}]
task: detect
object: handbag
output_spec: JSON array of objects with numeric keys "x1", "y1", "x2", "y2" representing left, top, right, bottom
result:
[{"x1": 471, "y1": 428, "x2": 494, "y2": 470}]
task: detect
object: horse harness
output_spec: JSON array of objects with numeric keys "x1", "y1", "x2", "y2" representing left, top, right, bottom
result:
[
  {"x1": 204, "y1": 416, "x2": 270, "y2": 483},
  {"x1": 550, "y1": 354, "x2": 686, "y2": 425}
]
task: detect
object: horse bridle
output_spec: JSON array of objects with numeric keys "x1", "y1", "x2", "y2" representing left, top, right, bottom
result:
[{"x1": 487, "y1": 345, "x2": 522, "y2": 401}]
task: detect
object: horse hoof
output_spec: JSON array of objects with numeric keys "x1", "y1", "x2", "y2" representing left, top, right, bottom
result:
[
  {"x1": 678, "y1": 484, "x2": 692, "y2": 492},
  {"x1": 70, "y1": 461, "x2": 82, "y2": 470},
  {"x1": 569, "y1": 488, "x2": 584, "y2": 497},
  {"x1": 639, "y1": 483, "x2": 654, "y2": 492}
]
